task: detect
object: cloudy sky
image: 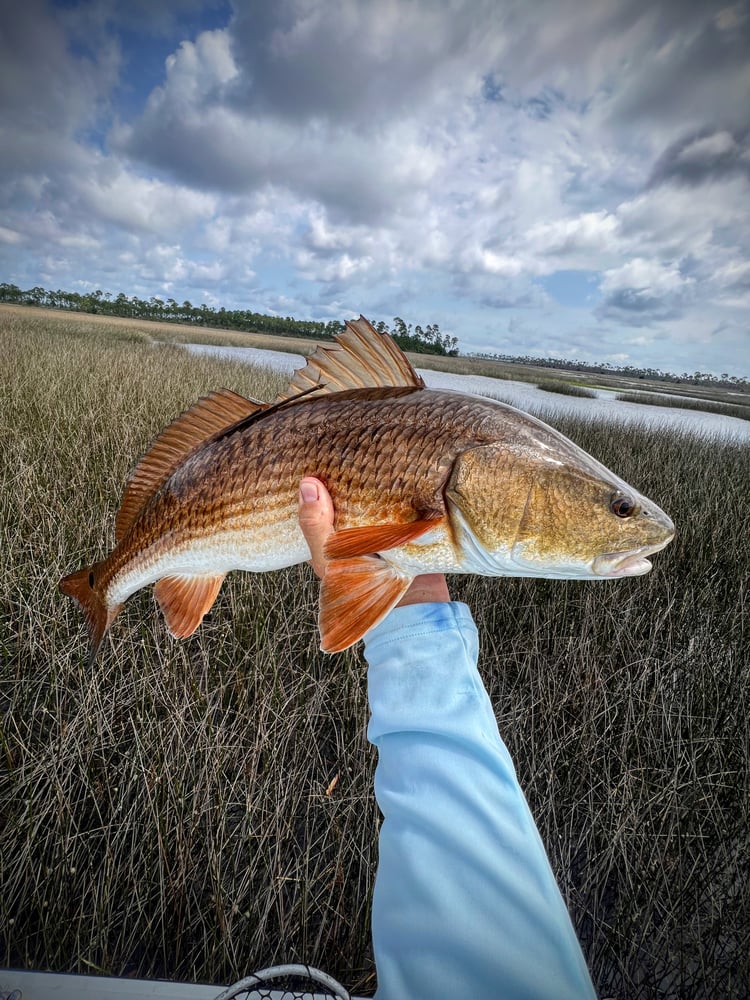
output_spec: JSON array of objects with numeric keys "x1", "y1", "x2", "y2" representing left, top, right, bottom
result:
[{"x1": 1, "y1": 0, "x2": 749, "y2": 376}]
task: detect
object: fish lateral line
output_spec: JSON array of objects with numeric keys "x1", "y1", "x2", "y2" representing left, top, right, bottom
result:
[
  {"x1": 59, "y1": 312, "x2": 675, "y2": 662},
  {"x1": 212, "y1": 383, "x2": 425, "y2": 445},
  {"x1": 118, "y1": 319, "x2": 432, "y2": 544},
  {"x1": 116, "y1": 385, "x2": 327, "y2": 543}
]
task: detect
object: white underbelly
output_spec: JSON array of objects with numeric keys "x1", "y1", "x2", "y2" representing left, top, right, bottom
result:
[{"x1": 109, "y1": 520, "x2": 310, "y2": 606}]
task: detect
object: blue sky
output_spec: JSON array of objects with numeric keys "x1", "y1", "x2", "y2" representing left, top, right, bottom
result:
[{"x1": 1, "y1": 0, "x2": 749, "y2": 376}]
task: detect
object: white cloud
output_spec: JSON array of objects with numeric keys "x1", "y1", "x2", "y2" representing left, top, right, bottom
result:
[
  {"x1": 527, "y1": 212, "x2": 621, "y2": 265},
  {"x1": 677, "y1": 130, "x2": 736, "y2": 164},
  {"x1": 600, "y1": 258, "x2": 692, "y2": 296},
  {"x1": 1, "y1": 0, "x2": 749, "y2": 376},
  {"x1": 473, "y1": 250, "x2": 527, "y2": 278},
  {"x1": 70, "y1": 157, "x2": 218, "y2": 235},
  {"x1": 598, "y1": 257, "x2": 696, "y2": 324},
  {"x1": 0, "y1": 227, "x2": 22, "y2": 245},
  {"x1": 163, "y1": 27, "x2": 237, "y2": 93},
  {"x1": 712, "y1": 259, "x2": 750, "y2": 289}
]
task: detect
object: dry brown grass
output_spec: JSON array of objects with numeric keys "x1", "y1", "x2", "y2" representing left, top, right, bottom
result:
[
  {"x1": 1, "y1": 310, "x2": 748, "y2": 997},
  {"x1": 616, "y1": 389, "x2": 750, "y2": 422},
  {"x1": 0, "y1": 303, "x2": 325, "y2": 358}
]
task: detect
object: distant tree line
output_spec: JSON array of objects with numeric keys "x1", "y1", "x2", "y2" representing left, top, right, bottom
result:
[
  {"x1": 473, "y1": 350, "x2": 748, "y2": 390},
  {"x1": 374, "y1": 316, "x2": 459, "y2": 356},
  {"x1": 0, "y1": 282, "x2": 459, "y2": 356},
  {"x1": 4, "y1": 282, "x2": 741, "y2": 382}
]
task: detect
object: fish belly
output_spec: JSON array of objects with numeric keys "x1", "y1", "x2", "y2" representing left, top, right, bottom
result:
[{"x1": 107, "y1": 512, "x2": 308, "y2": 607}]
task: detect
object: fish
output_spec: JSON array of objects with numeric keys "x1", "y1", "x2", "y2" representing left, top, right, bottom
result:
[{"x1": 60, "y1": 316, "x2": 674, "y2": 660}]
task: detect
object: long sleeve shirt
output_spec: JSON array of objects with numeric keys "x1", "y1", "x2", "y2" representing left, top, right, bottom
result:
[{"x1": 364, "y1": 601, "x2": 597, "y2": 1000}]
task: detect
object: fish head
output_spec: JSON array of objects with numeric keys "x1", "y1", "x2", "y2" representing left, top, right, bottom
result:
[{"x1": 445, "y1": 435, "x2": 674, "y2": 580}]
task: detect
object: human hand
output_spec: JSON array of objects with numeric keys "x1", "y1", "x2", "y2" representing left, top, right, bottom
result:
[{"x1": 298, "y1": 477, "x2": 450, "y2": 606}]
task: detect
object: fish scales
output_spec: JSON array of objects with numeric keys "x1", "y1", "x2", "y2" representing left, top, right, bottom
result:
[
  {"x1": 60, "y1": 315, "x2": 674, "y2": 658},
  {"x1": 117, "y1": 387, "x2": 496, "y2": 577}
]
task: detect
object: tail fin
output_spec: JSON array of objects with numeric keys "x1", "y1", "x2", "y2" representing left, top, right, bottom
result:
[{"x1": 59, "y1": 565, "x2": 122, "y2": 665}]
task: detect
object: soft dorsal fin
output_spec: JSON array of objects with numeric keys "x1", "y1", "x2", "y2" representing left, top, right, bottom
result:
[
  {"x1": 277, "y1": 315, "x2": 425, "y2": 401},
  {"x1": 116, "y1": 389, "x2": 265, "y2": 541}
]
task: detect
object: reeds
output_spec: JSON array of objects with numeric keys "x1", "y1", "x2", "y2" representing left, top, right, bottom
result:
[
  {"x1": 616, "y1": 390, "x2": 750, "y2": 422},
  {"x1": 535, "y1": 379, "x2": 597, "y2": 398},
  {"x1": 1, "y1": 311, "x2": 748, "y2": 997}
]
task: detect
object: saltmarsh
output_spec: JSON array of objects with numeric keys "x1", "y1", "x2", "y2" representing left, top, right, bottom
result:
[{"x1": 1, "y1": 310, "x2": 748, "y2": 998}]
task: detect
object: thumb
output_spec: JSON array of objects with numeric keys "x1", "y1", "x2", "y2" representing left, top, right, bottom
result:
[{"x1": 298, "y1": 477, "x2": 335, "y2": 578}]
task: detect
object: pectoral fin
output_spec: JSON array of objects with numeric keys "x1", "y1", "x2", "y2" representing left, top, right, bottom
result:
[
  {"x1": 324, "y1": 517, "x2": 444, "y2": 560},
  {"x1": 319, "y1": 556, "x2": 413, "y2": 653},
  {"x1": 154, "y1": 573, "x2": 226, "y2": 638}
]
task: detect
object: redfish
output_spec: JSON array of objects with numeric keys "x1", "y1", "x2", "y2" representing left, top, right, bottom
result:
[{"x1": 60, "y1": 317, "x2": 674, "y2": 659}]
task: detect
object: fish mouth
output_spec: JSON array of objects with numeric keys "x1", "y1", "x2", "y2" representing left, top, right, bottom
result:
[{"x1": 592, "y1": 537, "x2": 673, "y2": 578}]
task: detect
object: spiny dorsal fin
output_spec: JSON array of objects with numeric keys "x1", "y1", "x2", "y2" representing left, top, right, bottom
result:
[
  {"x1": 116, "y1": 389, "x2": 265, "y2": 542},
  {"x1": 277, "y1": 315, "x2": 425, "y2": 401}
]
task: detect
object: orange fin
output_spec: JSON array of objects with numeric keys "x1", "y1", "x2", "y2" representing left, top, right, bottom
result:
[
  {"x1": 116, "y1": 389, "x2": 265, "y2": 542},
  {"x1": 278, "y1": 315, "x2": 425, "y2": 401},
  {"x1": 319, "y1": 556, "x2": 413, "y2": 653},
  {"x1": 325, "y1": 517, "x2": 444, "y2": 560},
  {"x1": 154, "y1": 573, "x2": 226, "y2": 639},
  {"x1": 59, "y1": 565, "x2": 123, "y2": 666}
]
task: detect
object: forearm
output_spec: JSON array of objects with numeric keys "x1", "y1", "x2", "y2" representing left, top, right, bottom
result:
[{"x1": 364, "y1": 602, "x2": 596, "y2": 1000}]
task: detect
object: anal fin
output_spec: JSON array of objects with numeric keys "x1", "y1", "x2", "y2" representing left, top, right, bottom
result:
[
  {"x1": 319, "y1": 556, "x2": 413, "y2": 653},
  {"x1": 325, "y1": 517, "x2": 444, "y2": 560},
  {"x1": 154, "y1": 573, "x2": 226, "y2": 639}
]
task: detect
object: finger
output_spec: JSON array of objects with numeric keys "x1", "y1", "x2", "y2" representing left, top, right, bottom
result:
[{"x1": 298, "y1": 477, "x2": 335, "y2": 578}]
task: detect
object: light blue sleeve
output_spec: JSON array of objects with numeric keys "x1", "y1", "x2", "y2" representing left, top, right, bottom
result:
[{"x1": 364, "y1": 602, "x2": 597, "y2": 1000}]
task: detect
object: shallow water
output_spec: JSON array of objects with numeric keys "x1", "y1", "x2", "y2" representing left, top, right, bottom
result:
[{"x1": 185, "y1": 343, "x2": 750, "y2": 443}]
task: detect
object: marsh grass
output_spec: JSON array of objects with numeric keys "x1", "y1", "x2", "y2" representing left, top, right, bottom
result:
[
  {"x1": 616, "y1": 390, "x2": 750, "y2": 423},
  {"x1": 1, "y1": 311, "x2": 749, "y2": 997},
  {"x1": 535, "y1": 379, "x2": 598, "y2": 398}
]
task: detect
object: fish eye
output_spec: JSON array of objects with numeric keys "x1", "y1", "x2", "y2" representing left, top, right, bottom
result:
[{"x1": 610, "y1": 493, "x2": 638, "y2": 518}]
